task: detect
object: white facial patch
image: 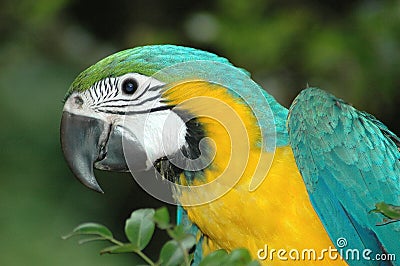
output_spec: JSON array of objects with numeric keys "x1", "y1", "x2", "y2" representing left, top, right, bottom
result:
[
  {"x1": 63, "y1": 92, "x2": 109, "y2": 122},
  {"x1": 64, "y1": 73, "x2": 188, "y2": 169},
  {"x1": 121, "y1": 110, "x2": 187, "y2": 169}
]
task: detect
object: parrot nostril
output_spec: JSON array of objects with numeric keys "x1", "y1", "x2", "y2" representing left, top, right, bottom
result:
[{"x1": 74, "y1": 96, "x2": 84, "y2": 106}]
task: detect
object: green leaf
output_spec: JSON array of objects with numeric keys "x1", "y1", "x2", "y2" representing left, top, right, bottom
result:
[
  {"x1": 199, "y1": 250, "x2": 229, "y2": 266},
  {"x1": 159, "y1": 240, "x2": 185, "y2": 266},
  {"x1": 167, "y1": 224, "x2": 187, "y2": 240},
  {"x1": 62, "y1": 223, "x2": 113, "y2": 240},
  {"x1": 225, "y1": 248, "x2": 253, "y2": 265},
  {"x1": 78, "y1": 236, "x2": 110, "y2": 245},
  {"x1": 125, "y1": 209, "x2": 155, "y2": 250},
  {"x1": 179, "y1": 234, "x2": 196, "y2": 251},
  {"x1": 246, "y1": 261, "x2": 261, "y2": 266},
  {"x1": 100, "y1": 243, "x2": 136, "y2": 254},
  {"x1": 373, "y1": 202, "x2": 400, "y2": 219},
  {"x1": 154, "y1": 207, "x2": 170, "y2": 229}
]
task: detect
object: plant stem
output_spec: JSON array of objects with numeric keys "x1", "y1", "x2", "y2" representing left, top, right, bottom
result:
[
  {"x1": 180, "y1": 242, "x2": 190, "y2": 266},
  {"x1": 136, "y1": 250, "x2": 155, "y2": 266},
  {"x1": 107, "y1": 237, "x2": 124, "y2": 246}
]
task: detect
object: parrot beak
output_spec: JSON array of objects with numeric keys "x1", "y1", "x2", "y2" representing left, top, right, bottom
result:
[
  {"x1": 60, "y1": 102, "x2": 149, "y2": 193},
  {"x1": 60, "y1": 111, "x2": 109, "y2": 193}
]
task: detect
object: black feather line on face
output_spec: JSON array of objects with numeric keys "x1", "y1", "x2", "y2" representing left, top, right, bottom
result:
[{"x1": 154, "y1": 110, "x2": 207, "y2": 184}]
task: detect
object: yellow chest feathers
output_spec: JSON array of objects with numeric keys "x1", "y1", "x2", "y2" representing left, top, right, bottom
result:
[
  {"x1": 164, "y1": 81, "x2": 345, "y2": 264},
  {"x1": 182, "y1": 147, "x2": 347, "y2": 265}
]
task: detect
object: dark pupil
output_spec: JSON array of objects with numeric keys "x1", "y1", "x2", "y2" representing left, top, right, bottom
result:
[{"x1": 122, "y1": 79, "x2": 138, "y2": 94}]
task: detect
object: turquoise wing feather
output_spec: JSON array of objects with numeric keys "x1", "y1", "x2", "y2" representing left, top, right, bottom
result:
[
  {"x1": 177, "y1": 206, "x2": 204, "y2": 265},
  {"x1": 288, "y1": 88, "x2": 400, "y2": 265}
]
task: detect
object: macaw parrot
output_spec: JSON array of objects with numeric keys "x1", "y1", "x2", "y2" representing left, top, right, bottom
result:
[{"x1": 60, "y1": 45, "x2": 400, "y2": 265}]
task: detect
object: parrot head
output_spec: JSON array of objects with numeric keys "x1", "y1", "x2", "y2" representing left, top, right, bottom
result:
[
  {"x1": 61, "y1": 45, "x2": 278, "y2": 197},
  {"x1": 61, "y1": 45, "x2": 236, "y2": 192}
]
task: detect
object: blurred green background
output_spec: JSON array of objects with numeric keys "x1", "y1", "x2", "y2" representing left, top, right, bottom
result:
[{"x1": 1, "y1": 0, "x2": 399, "y2": 265}]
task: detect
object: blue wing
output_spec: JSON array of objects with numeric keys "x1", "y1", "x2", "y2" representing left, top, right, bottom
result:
[{"x1": 288, "y1": 88, "x2": 400, "y2": 265}]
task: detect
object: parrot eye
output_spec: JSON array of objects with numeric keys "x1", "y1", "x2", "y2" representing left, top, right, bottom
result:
[{"x1": 122, "y1": 78, "x2": 138, "y2": 95}]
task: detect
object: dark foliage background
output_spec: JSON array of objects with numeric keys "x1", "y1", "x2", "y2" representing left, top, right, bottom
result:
[{"x1": 0, "y1": 0, "x2": 398, "y2": 265}]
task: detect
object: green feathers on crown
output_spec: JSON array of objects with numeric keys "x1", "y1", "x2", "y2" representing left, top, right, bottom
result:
[{"x1": 66, "y1": 45, "x2": 234, "y2": 99}]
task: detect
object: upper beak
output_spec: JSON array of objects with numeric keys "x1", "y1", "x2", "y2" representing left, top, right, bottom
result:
[
  {"x1": 60, "y1": 107, "x2": 149, "y2": 193},
  {"x1": 60, "y1": 111, "x2": 109, "y2": 193}
]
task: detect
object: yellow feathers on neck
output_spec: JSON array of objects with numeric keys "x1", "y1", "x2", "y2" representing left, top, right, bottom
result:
[{"x1": 162, "y1": 80, "x2": 263, "y2": 186}]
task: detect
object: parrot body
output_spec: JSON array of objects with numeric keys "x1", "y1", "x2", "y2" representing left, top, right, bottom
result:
[
  {"x1": 61, "y1": 45, "x2": 400, "y2": 265},
  {"x1": 181, "y1": 147, "x2": 341, "y2": 265},
  {"x1": 166, "y1": 81, "x2": 340, "y2": 264}
]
